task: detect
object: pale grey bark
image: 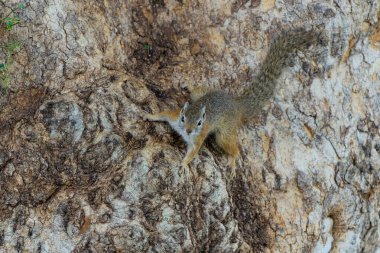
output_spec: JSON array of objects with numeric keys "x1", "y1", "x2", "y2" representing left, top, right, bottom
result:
[{"x1": 0, "y1": 0, "x2": 379, "y2": 252}]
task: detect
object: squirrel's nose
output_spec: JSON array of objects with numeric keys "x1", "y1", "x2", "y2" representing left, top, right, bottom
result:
[{"x1": 186, "y1": 129, "x2": 191, "y2": 135}]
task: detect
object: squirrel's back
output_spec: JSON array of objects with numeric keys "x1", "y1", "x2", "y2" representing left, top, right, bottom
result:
[{"x1": 188, "y1": 91, "x2": 241, "y2": 126}]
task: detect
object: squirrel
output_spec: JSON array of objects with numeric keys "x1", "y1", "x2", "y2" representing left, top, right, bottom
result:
[{"x1": 144, "y1": 29, "x2": 322, "y2": 178}]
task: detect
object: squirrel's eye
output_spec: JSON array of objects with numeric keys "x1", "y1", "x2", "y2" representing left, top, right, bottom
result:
[
  {"x1": 181, "y1": 116, "x2": 185, "y2": 122},
  {"x1": 197, "y1": 120, "x2": 202, "y2": 126}
]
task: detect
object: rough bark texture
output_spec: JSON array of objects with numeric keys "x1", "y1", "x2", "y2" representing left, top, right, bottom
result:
[{"x1": 1, "y1": 0, "x2": 380, "y2": 252}]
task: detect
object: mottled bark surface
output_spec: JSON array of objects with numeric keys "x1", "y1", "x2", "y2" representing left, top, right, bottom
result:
[{"x1": 0, "y1": 0, "x2": 379, "y2": 252}]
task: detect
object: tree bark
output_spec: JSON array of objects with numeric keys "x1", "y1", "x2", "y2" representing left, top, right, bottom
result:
[{"x1": 0, "y1": 0, "x2": 379, "y2": 252}]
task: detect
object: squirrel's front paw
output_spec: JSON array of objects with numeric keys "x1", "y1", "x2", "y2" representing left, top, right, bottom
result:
[
  {"x1": 181, "y1": 160, "x2": 189, "y2": 168},
  {"x1": 179, "y1": 162, "x2": 197, "y2": 180},
  {"x1": 142, "y1": 113, "x2": 157, "y2": 121},
  {"x1": 179, "y1": 162, "x2": 189, "y2": 176},
  {"x1": 178, "y1": 160, "x2": 190, "y2": 176},
  {"x1": 181, "y1": 159, "x2": 190, "y2": 169}
]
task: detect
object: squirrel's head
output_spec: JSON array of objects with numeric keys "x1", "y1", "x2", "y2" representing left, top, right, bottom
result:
[{"x1": 179, "y1": 102, "x2": 207, "y2": 136}]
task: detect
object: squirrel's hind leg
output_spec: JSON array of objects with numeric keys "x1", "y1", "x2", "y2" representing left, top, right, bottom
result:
[{"x1": 215, "y1": 130, "x2": 240, "y2": 179}]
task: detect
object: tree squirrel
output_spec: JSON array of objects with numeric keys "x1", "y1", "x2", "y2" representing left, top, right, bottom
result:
[{"x1": 144, "y1": 29, "x2": 322, "y2": 178}]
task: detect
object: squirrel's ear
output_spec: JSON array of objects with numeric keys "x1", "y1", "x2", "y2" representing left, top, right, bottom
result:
[
  {"x1": 201, "y1": 105, "x2": 206, "y2": 119},
  {"x1": 181, "y1": 102, "x2": 189, "y2": 114}
]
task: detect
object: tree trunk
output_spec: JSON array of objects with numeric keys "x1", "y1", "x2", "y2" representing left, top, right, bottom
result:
[{"x1": 0, "y1": 0, "x2": 379, "y2": 252}]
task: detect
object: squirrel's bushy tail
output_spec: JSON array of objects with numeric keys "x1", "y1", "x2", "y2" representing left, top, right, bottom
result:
[{"x1": 238, "y1": 29, "x2": 321, "y2": 116}]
